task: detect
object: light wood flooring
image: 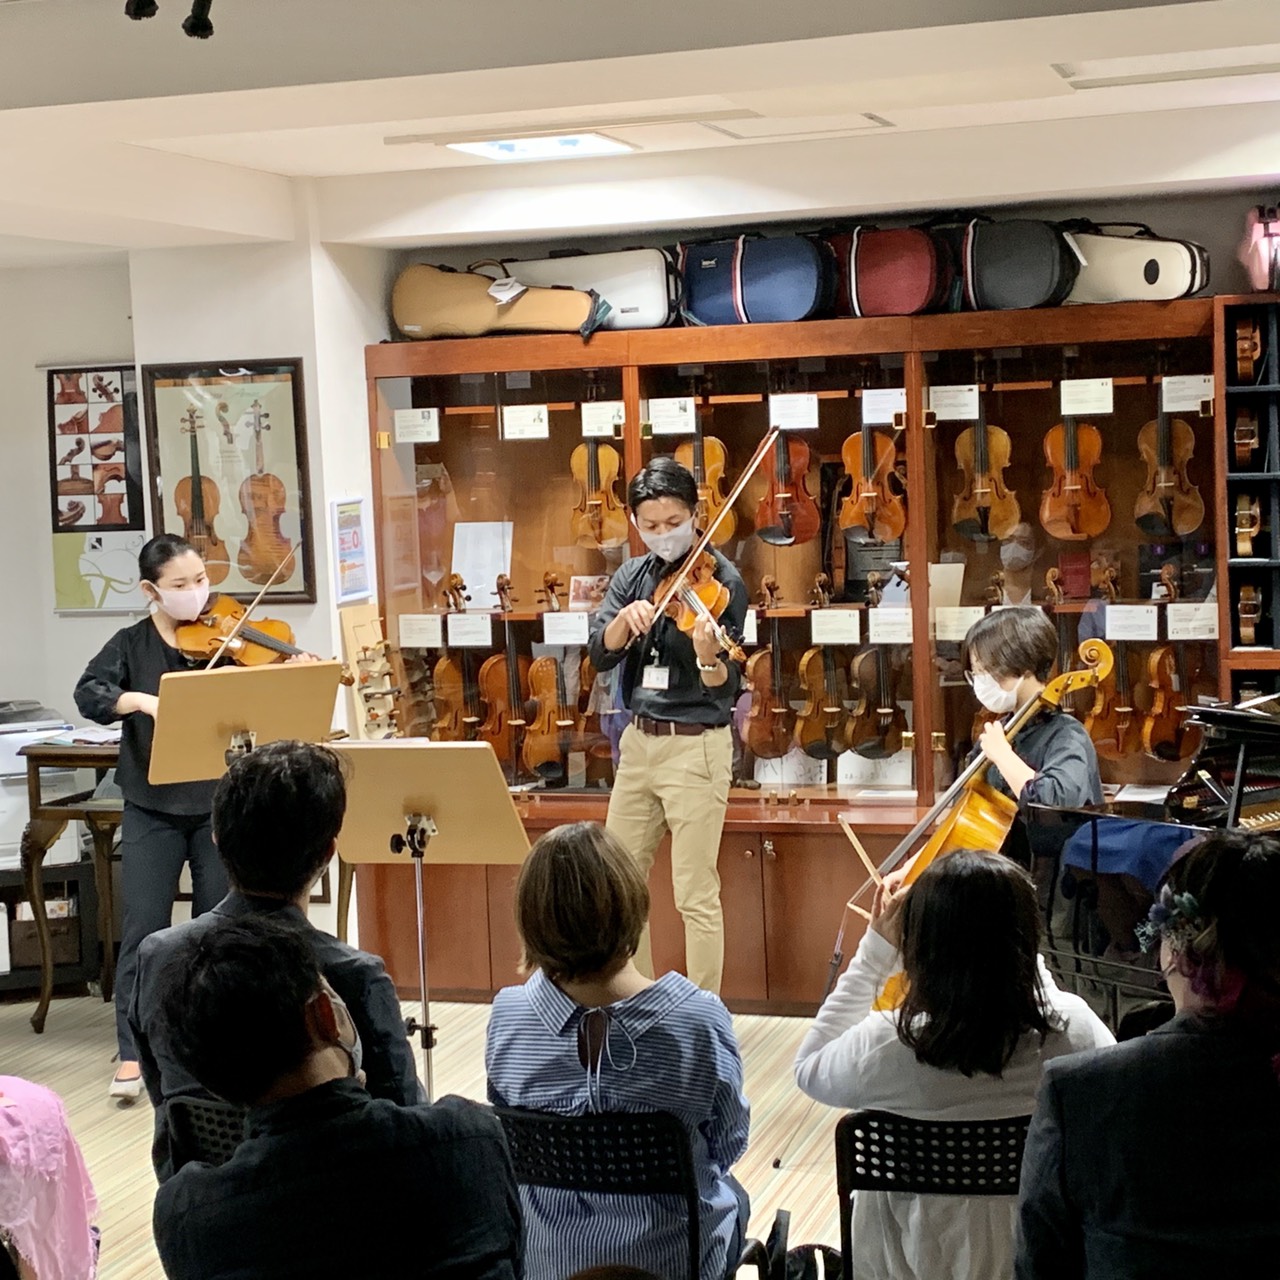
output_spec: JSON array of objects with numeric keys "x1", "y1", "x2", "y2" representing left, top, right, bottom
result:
[{"x1": 1, "y1": 993, "x2": 842, "y2": 1278}]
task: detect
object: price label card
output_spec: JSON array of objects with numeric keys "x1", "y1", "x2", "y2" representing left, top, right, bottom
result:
[
  {"x1": 861, "y1": 387, "x2": 907, "y2": 425},
  {"x1": 446, "y1": 613, "x2": 494, "y2": 648},
  {"x1": 648, "y1": 397, "x2": 696, "y2": 436},
  {"x1": 542, "y1": 611, "x2": 590, "y2": 645},
  {"x1": 869, "y1": 607, "x2": 913, "y2": 644},
  {"x1": 398, "y1": 613, "x2": 443, "y2": 649},
  {"x1": 1060, "y1": 378, "x2": 1114, "y2": 416},
  {"x1": 810, "y1": 608, "x2": 861, "y2": 644},
  {"x1": 501, "y1": 404, "x2": 550, "y2": 440},
  {"x1": 1166, "y1": 602, "x2": 1219, "y2": 641},
  {"x1": 934, "y1": 605, "x2": 987, "y2": 642},
  {"x1": 581, "y1": 400, "x2": 625, "y2": 437},
  {"x1": 768, "y1": 393, "x2": 819, "y2": 431},
  {"x1": 393, "y1": 407, "x2": 440, "y2": 444},
  {"x1": 1162, "y1": 374, "x2": 1214, "y2": 413},
  {"x1": 929, "y1": 385, "x2": 980, "y2": 422},
  {"x1": 1106, "y1": 604, "x2": 1159, "y2": 642},
  {"x1": 741, "y1": 608, "x2": 758, "y2": 646}
]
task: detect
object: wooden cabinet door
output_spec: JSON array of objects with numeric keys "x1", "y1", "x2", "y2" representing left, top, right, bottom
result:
[
  {"x1": 761, "y1": 831, "x2": 899, "y2": 1013},
  {"x1": 487, "y1": 863, "x2": 524, "y2": 993},
  {"x1": 645, "y1": 833, "x2": 767, "y2": 1005}
]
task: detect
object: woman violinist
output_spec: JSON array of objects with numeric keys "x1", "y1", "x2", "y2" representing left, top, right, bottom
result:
[{"x1": 74, "y1": 534, "x2": 310, "y2": 1100}]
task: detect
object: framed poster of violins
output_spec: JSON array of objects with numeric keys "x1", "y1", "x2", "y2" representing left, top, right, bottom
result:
[
  {"x1": 47, "y1": 365, "x2": 144, "y2": 534},
  {"x1": 142, "y1": 358, "x2": 315, "y2": 603}
]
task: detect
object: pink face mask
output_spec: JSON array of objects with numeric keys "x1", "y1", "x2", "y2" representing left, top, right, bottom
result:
[{"x1": 151, "y1": 582, "x2": 210, "y2": 622}]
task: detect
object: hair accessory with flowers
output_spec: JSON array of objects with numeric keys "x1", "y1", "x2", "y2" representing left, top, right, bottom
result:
[{"x1": 1135, "y1": 885, "x2": 1203, "y2": 953}]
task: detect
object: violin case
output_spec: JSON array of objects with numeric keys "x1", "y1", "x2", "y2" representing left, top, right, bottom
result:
[
  {"x1": 501, "y1": 248, "x2": 679, "y2": 329},
  {"x1": 1062, "y1": 222, "x2": 1210, "y2": 304},
  {"x1": 823, "y1": 225, "x2": 954, "y2": 317},
  {"x1": 961, "y1": 218, "x2": 1081, "y2": 310},
  {"x1": 678, "y1": 234, "x2": 835, "y2": 325},
  {"x1": 1239, "y1": 204, "x2": 1280, "y2": 292},
  {"x1": 391, "y1": 261, "x2": 611, "y2": 340}
]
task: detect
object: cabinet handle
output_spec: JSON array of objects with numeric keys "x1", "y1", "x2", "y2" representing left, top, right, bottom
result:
[
  {"x1": 762, "y1": 839, "x2": 777, "y2": 860},
  {"x1": 742, "y1": 847, "x2": 755, "y2": 859}
]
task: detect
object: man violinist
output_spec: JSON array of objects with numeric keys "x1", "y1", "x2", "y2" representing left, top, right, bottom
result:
[{"x1": 587, "y1": 456, "x2": 747, "y2": 995}]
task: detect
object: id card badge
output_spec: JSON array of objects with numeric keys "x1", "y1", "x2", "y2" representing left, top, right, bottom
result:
[{"x1": 641, "y1": 665, "x2": 670, "y2": 691}]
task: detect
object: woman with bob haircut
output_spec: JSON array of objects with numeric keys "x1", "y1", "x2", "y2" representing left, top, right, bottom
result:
[
  {"x1": 1017, "y1": 830, "x2": 1280, "y2": 1277},
  {"x1": 794, "y1": 849, "x2": 1112, "y2": 1280},
  {"x1": 485, "y1": 822, "x2": 750, "y2": 1280}
]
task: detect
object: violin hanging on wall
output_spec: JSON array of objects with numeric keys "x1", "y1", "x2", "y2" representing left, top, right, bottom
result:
[
  {"x1": 839, "y1": 398, "x2": 906, "y2": 544},
  {"x1": 174, "y1": 406, "x2": 231, "y2": 586},
  {"x1": 477, "y1": 575, "x2": 533, "y2": 781},
  {"x1": 238, "y1": 400, "x2": 296, "y2": 586},
  {"x1": 674, "y1": 374, "x2": 735, "y2": 547},
  {"x1": 744, "y1": 576, "x2": 795, "y2": 759},
  {"x1": 1134, "y1": 397, "x2": 1204, "y2": 538},
  {"x1": 952, "y1": 392, "x2": 1020, "y2": 543},
  {"x1": 755, "y1": 431, "x2": 820, "y2": 546},
  {"x1": 569, "y1": 439, "x2": 628, "y2": 549},
  {"x1": 846, "y1": 572, "x2": 907, "y2": 759},
  {"x1": 1040, "y1": 413, "x2": 1111, "y2": 541}
]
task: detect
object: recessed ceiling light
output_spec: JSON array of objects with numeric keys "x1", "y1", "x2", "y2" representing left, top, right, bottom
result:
[{"x1": 445, "y1": 133, "x2": 635, "y2": 162}]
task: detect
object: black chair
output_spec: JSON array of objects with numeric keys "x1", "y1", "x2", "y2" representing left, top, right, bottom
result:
[
  {"x1": 834, "y1": 1110, "x2": 1031, "y2": 1280},
  {"x1": 495, "y1": 1106, "x2": 785, "y2": 1280},
  {"x1": 167, "y1": 1095, "x2": 250, "y2": 1173}
]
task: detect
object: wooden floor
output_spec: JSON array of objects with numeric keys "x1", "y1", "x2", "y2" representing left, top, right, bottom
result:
[{"x1": 1, "y1": 993, "x2": 842, "y2": 1278}]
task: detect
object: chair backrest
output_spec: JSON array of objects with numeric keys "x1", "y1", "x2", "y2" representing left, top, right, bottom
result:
[
  {"x1": 835, "y1": 1110, "x2": 1031, "y2": 1280},
  {"x1": 167, "y1": 1096, "x2": 250, "y2": 1173},
  {"x1": 494, "y1": 1107, "x2": 701, "y2": 1280}
]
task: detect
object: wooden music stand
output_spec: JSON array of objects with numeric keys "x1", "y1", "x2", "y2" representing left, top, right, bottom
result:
[
  {"x1": 332, "y1": 740, "x2": 530, "y2": 1099},
  {"x1": 147, "y1": 662, "x2": 345, "y2": 785}
]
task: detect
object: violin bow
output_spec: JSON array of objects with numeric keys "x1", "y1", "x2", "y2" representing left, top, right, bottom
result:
[
  {"x1": 647, "y1": 426, "x2": 781, "y2": 647},
  {"x1": 204, "y1": 543, "x2": 301, "y2": 670}
]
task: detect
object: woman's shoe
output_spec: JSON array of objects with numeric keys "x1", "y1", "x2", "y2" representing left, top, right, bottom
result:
[{"x1": 108, "y1": 1068, "x2": 142, "y2": 1103}]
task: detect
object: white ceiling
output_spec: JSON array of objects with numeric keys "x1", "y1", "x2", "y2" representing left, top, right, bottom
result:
[{"x1": 0, "y1": 0, "x2": 1276, "y2": 256}]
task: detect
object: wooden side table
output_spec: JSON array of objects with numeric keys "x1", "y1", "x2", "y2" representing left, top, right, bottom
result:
[{"x1": 18, "y1": 742, "x2": 122, "y2": 1033}]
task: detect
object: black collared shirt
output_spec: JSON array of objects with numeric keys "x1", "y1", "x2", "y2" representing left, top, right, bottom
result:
[
  {"x1": 74, "y1": 615, "x2": 227, "y2": 815},
  {"x1": 153, "y1": 1079, "x2": 523, "y2": 1280},
  {"x1": 130, "y1": 892, "x2": 423, "y2": 1182},
  {"x1": 587, "y1": 548, "x2": 747, "y2": 726}
]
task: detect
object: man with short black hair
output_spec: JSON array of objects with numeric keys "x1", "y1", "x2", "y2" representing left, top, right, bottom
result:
[
  {"x1": 152, "y1": 914, "x2": 522, "y2": 1280},
  {"x1": 129, "y1": 739, "x2": 420, "y2": 1181}
]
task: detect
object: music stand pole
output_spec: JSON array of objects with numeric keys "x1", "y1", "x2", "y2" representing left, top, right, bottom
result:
[{"x1": 394, "y1": 816, "x2": 439, "y2": 1100}]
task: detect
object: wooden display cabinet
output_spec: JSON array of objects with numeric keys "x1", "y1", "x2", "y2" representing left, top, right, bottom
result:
[{"x1": 361, "y1": 296, "x2": 1241, "y2": 1014}]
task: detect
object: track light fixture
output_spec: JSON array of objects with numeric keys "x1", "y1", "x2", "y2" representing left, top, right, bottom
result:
[{"x1": 123, "y1": 1, "x2": 215, "y2": 37}]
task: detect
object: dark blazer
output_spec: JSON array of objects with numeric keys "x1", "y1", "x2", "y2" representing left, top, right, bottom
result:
[
  {"x1": 129, "y1": 891, "x2": 422, "y2": 1181},
  {"x1": 1016, "y1": 1012, "x2": 1280, "y2": 1279}
]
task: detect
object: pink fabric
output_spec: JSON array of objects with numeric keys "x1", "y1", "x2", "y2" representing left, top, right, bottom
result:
[{"x1": 0, "y1": 1077, "x2": 98, "y2": 1280}]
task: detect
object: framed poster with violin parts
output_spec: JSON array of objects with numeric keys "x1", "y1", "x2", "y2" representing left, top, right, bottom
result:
[
  {"x1": 141, "y1": 358, "x2": 316, "y2": 604},
  {"x1": 47, "y1": 365, "x2": 144, "y2": 535}
]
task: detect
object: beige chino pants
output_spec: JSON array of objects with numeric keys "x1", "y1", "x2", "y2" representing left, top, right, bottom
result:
[{"x1": 605, "y1": 723, "x2": 733, "y2": 994}]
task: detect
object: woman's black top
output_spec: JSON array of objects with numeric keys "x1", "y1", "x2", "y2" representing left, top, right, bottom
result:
[{"x1": 75, "y1": 617, "x2": 222, "y2": 815}]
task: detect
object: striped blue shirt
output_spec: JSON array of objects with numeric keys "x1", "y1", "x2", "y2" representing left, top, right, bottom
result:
[{"x1": 485, "y1": 969, "x2": 751, "y2": 1280}]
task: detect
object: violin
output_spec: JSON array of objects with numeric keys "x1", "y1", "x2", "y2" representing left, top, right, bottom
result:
[
  {"x1": 569, "y1": 440, "x2": 628, "y2": 549},
  {"x1": 1086, "y1": 641, "x2": 1142, "y2": 760},
  {"x1": 1142, "y1": 644, "x2": 1202, "y2": 761},
  {"x1": 651, "y1": 550, "x2": 746, "y2": 662},
  {"x1": 755, "y1": 432, "x2": 820, "y2": 546},
  {"x1": 238, "y1": 400, "x2": 296, "y2": 586},
  {"x1": 674, "y1": 377, "x2": 735, "y2": 547},
  {"x1": 477, "y1": 575, "x2": 533, "y2": 779},
  {"x1": 538, "y1": 572, "x2": 564, "y2": 611},
  {"x1": 175, "y1": 595, "x2": 303, "y2": 666},
  {"x1": 839, "y1": 403, "x2": 905, "y2": 544},
  {"x1": 173, "y1": 406, "x2": 231, "y2": 586},
  {"x1": 441, "y1": 574, "x2": 470, "y2": 612},
  {"x1": 851, "y1": 640, "x2": 1114, "y2": 1010},
  {"x1": 744, "y1": 577, "x2": 795, "y2": 760},
  {"x1": 1040, "y1": 414, "x2": 1111, "y2": 541},
  {"x1": 431, "y1": 648, "x2": 482, "y2": 742},
  {"x1": 794, "y1": 643, "x2": 850, "y2": 761},
  {"x1": 845, "y1": 573, "x2": 907, "y2": 759},
  {"x1": 1134, "y1": 402, "x2": 1203, "y2": 537},
  {"x1": 952, "y1": 395, "x2": 1020, "y2": 543},
  {"x1": 523, "y1": 656, "x2": 575, "y2": 784},
  {"x1": 1235, "y1": 408, "x2": 1260, "y2": 470}
]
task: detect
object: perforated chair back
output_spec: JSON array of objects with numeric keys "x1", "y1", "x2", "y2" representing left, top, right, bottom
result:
[
  {"x1": 494, "y1": 1107, "x2": 701, "y2": 1280},
  {"x1": 835, "y1": 1110, "x2": 1031, "y2": 1280},
  {"x1": 167, "y1": 1096, "x2": 250, "y2": 1173}
]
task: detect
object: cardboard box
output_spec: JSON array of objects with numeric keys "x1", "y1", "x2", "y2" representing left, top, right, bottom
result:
[{"x1": 10, "y1": 917, "x2": 79, "y2": 969}]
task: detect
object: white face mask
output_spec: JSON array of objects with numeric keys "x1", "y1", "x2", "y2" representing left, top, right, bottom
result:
[
  {"x1": 150, "y1": 582, "x2": 210, "y2": 622},
  {"x1": 636, "y1": 516, "x2": 695, "y2": 563},
  {"x1": 972, "y1": 671, "x2": 1018, "y2": 715},
  {"x1": 1000, "y1": 540, "x2": 1035, "y2": 571}
]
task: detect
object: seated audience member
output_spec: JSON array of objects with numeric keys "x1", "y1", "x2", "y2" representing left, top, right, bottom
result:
[
  {"x1": 151, "y1": 914, "x2": 522, "y2": 1280},
  {"x1": 485, "y1": 822, "x2": 750, "y2": 1280},
  {"x1": 0, "y1": 1078, "x2": 98, "y2": 1280},
  {"x1": 129, "y1": 740, "x2": 420, "y2": 1181},
  {"x1": 1017, "y1": 831, "x2": 1280, "y2": 1278},
  {"x1": 794, "y1": 850, "x2": 1113, "y2": 1280}
]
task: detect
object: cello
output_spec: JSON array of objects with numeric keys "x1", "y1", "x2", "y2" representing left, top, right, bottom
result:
[
  {"x1": 839, "y1": 400, "x2": 906, "y2": 544},
  {"x1": 744, "y1": 576, "x2": 795, "y2": 760},
  {"x1": 477, "y1": 575, "x2": 533, "y2": 781},
  {"x1": 952, "y1": 394, "x2": 1020, "y2": 543},
  {"x1": 1039, "y1": 414, "x2": 1111, "y2": 541},
  {"x1": 675, "y1": 375, "x2": 735, "y2": 546},
  {"x1": 173, "y1": 406, "x2": 231, "y2": 586},
  {"x1": 846, "y1": 573, "x2": 907, "y2": 759},
  {"x1": 755, "y1": 431, "x2": 820, "y2": 547},
  {"x1": 1134, "y1": 399, "x2": 1204, "y2": 537},
  {"x1": 238, "y1": 400, "x2": 296, "y2": 586}
]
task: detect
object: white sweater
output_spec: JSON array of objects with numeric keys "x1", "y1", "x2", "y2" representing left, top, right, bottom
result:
[{"x1": 794, "y1": 929, "x2": 1114, "y2": 1280}]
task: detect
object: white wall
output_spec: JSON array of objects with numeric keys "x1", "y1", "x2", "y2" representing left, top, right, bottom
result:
[{"x1": 0, "y1": 259, "x2": 134, "y2": 720}]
